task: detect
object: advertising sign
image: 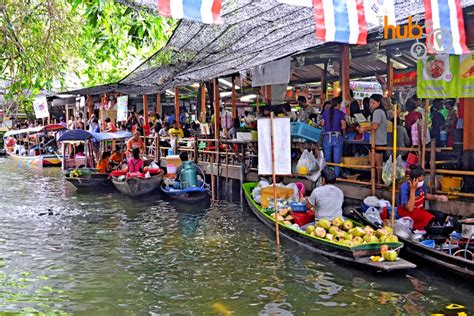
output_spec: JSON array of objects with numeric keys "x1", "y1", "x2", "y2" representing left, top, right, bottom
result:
[
  {"x1": 116, "y1": 96, "x2": 128, "y2": 122},
  {"x1": 33, "y1": 96, "x2": 49, "y2": 119},
  {"x1": 458, "y1": 53, "x2": 474, "y2": 98},
  {"x1": 417, "y1": 55, "x2": 459, "y2": 98}
]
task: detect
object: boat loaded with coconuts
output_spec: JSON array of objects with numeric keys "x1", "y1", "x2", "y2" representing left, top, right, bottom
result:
[
  {"x1": 345, "y1": 207, "x2": 474, "y2": 281},
  {"x1": 243, "y1": 183, "x2": 416, "y2": 272}
]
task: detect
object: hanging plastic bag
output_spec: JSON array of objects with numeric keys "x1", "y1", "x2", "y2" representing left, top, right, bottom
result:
[
  {"x1": 363, "y1": 207, "x2": 383, "y2": 226},
  {"x1": 395, "y1": 155, "x2": 406, "y2": 183},
  {"x1": 394, "y1": 217, "x2": 414, "y2": 239},
  {"x1": 296, "y1": 149, "x2": 317, "y2": 175},
  {"x1": 382, "y1": 155, "x2": 394, "y2": 185},
  {"x1": 305, "y1": 150, "x2": 325, "y2": 183}
]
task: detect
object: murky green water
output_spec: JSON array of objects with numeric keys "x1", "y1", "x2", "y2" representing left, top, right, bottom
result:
[{"x1": 0, "y1": 158, "x2": 472, "y2": 315}]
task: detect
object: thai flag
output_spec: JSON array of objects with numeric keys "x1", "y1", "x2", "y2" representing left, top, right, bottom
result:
[
  {"x1": 157, "y1": 0, "x2": 222, "y2": 24},
  {"x1": 424, "y1": 0, "x2": 469, "y2": 54},
  {"x1": 312, "y1": 0, "x2": 368, "y2": 45}
]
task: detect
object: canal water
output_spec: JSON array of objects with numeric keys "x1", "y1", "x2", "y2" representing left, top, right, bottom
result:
[{"x1": 0, "y1": 158, "x2": 472, "y2": 315}]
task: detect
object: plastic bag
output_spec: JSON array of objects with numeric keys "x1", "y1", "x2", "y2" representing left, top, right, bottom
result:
[
  {"x1": 149, "y1": 161, "x2": 159, "y2": 169},
  {"x1": 296, "y1": 149, "x2": 317, "y2": 175},
  {"x1": 394, "y1": 217, "x2": 414, "y2": 239},
  {"x1": 363, "y1": 207, "x2": 383, "y2": 226},
  {"x1": 303, "y1": 150, "x2": 325, "y2": 182},
  {"x1": 382, "y1": 155, "x2": 406, "y2": 185}
]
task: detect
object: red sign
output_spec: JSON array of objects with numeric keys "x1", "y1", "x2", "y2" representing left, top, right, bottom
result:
[{"x1": 393, "y1": 71, "x2": 417, "y2": 86}]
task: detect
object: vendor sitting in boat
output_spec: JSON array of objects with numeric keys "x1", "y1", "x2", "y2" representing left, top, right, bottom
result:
[
  {"x1": 128, "y1": 148, "x2": 144, "y2": 173},
  {"x1": 109, "y1": 146, "x2": 124, "y2": 167},
  {"x1": 97, "y1": 151, "x2": 111, "y2": 174},
  {"x1": 397, "y1": 166, "x2": 448, "y2": 230},
  {"x1": 306, "y1": 167, "x2": 343, "y2": 220},
  {"x1": 127, "y1": 131, "x2": 145, "y2": 158}
]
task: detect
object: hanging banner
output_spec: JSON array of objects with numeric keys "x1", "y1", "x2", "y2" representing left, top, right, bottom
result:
[
  {"x1": 459, "y1": 53, "x2": 474, "y2": 97},
  {"x1": 33, "y1": 96, "x2": 49, "y2": 119},
  {"x1": 258, "y1": 117, "x2": 291, "y2": 175},
  {"x1": 417, "y1": 55, "x2": 459, "y2": 98},
  {"x1": 116, "y1": 96, "x2": 129, "y2": 122},
  {"x1": 393, "y1": 70, "x2": 417, "y2": 87}
]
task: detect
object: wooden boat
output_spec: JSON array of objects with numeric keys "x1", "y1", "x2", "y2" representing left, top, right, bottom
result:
[
  {"x1": 161, "y1": 185, "x2": 210, "y2": 202},
  {"x1": 243, "y1": 182, "x2": 416, "y2": 272},
  {"x1": 112, "y1": 172, "x2": 163, "y2": 197},
  {"x1": 3, "y1": 124, "x2": 66, "y2": 167},
  {"x1": 58, "y1": 130, "x2": 132, "y2": 190},
  {"x1": 345, "y1": 207, "x2": 474, "y2": 281}
]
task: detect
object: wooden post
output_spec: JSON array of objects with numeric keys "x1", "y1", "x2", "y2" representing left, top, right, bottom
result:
[
  {"x1": 210, "y1": 155, "x2": 215, "y2": 203},
  {"x1": 194, "y1": 134, "x2": 199, "y2": 163},
  {"x1": 421, "y1": 99, "x2": 429, "y2": 168},
  {"x1": 101, "y1": 94, "x2": 106, "y2": 131},
  {"x1": 370, "y1": 130, "x2": 376, "y2": 195},
  {"x1": 156, "y1": 93, "x2": 161, "y2": 117},
  {"x1": 387, "y1": 57, "x2": 394, "y2": 98},
  {"x1": 231, "y1": 76, "x2": 237, "y2": 119},
  {"x1": 430, "y1": 141, "x2": 436, "y2": 194},
  {"x1": 340, "y1": 44, "x2": 351, "y2": 113},
  {"x1": 270, "y1": 112, "x2": 280, "y2": 247},
  {"x1": 321, "y1": 62, "x2": 328, "y2": 105},
  {"x1": 201, "y1": 84, "x2": 207, "y2": 122},
  {"x1": 174, "y1": 87, "x2": 180, "y2": 128},
  {"x1": 154, "y1": 134, "x2": 159, "y2": 163},
  {"x1": 463, "y1": 98, "x2": 474, "y2": 150},
  {"x1": 213, "y1": 78, "x2": 220, "y2": 138},
  {"x1": 390, "y1": 104, "x2": 398, "y2": 227},
  {"x1": 66, "y1": 106, "x2": 70, "y2": 129},
  {"x1": 88, "y1": 95, "x2": 93, "y2": 120}
]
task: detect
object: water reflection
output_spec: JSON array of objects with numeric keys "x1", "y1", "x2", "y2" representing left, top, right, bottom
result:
[{"x1": 0, "y1": 158, "x2": 472, "y2": 314}]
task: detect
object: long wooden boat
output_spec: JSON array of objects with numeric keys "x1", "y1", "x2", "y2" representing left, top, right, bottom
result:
[
  {"x1": 160, "y1": 184, "x2": 210, "y2": 203},
  {"x1": 345, "y1": 207, "x2": 474, "y2": 281},
  {"x1": 112, "y1": 172, "x2": 163, "y2": 198},
  {"x1": 3, "y1": 124, "x2": 66, "y2": 167},
  {"x1": 59, "y1": 130, "x2": 132, "y2": 190},
  {"x1": 65, "y1": 172, "x2": 113, "y2": 190},
  {"x1": 243, "y1": 182, "x2": 416, "y2": 272}
]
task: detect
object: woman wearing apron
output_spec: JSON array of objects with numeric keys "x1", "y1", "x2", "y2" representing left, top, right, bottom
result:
[{"x1": 398, "y1": 166, "x2": 448, "y2": 230}]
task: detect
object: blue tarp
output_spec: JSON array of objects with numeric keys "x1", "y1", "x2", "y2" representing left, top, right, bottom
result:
[{"x1": 58, "y1": 130, "x2": 132, "y2": 142}]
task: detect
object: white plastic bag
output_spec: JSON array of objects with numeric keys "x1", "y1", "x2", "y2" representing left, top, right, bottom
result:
[
  {"x1": 296, "y1": 149, "x2": 317, "y2": 175},
  {"x1": 394, "y1": 217, "x2": 414, "y2": 239},
  {"x1": 363, "y1": 207, "x2": 383, "y2": 226},
  {"x1": 145, "y1": 171, "x2": 151, "y2": 179},
  {"x1": 303, "y1": 150, "x2": 325, "y2": 182},
  {"x1": 149, "y1": 161, "x2": 159, "y2": 169},
  {"x1": 382, "y1": 155, "x2": 394, "y2": 185}
]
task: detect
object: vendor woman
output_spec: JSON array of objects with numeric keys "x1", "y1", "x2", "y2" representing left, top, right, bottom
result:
[{"x1": 398, "y1": 166, "x2": 448, "y2": 230}]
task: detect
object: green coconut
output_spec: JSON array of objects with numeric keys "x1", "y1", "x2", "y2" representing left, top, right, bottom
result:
[
  {"x1": 342, "y1": 220, "x2": 353, "y2": 231},
  {"x1": 332, "y1": 217, "x2": 344, "y2": 228},
  {"x1": 316, "y1": 218, "x2": 331, "y2": 230}
]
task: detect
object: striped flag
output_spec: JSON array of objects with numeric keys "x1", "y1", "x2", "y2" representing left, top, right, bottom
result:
[
  {"x1": 312, "y1": 0, "x2": 368, "y2": 45},
  {"x1": 157, "y1": 0, "x2": 222, "y2": 24},
  {"x1": 424, "y1": 0, "x2": 469, "y2": 54}
]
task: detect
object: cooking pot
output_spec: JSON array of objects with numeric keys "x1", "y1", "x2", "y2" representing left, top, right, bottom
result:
[
  {"x1": 460, "y1": 218, "x2": 474, "y2": 239},
  {"x1": 424, "y1": 225, "x2": 455, "y2": 237}
]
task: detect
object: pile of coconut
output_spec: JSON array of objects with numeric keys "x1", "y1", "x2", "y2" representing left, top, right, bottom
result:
[{"x1": 304, "y1": 217, "x2": 398, "y2": 248}]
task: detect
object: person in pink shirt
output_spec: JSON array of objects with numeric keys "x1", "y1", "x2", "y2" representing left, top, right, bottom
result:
[{"x1": 128, "y1": 148, "x2": 144, "y2": 173}]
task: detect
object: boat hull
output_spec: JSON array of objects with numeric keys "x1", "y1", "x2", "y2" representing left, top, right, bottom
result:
[
  {"x1": 243, "y1": 183, "x2": 416, "y2": 272},
  {"x1": 345, "y1": 207, "x2": 474, "y2": 280},
  {"x1": 160, "y1": 186, "x2": 210, "y2": 203},
  {"x1": 112, "y1": 175, "x2": 162, "y2": 198},
  {"x1": 6, "y1": 152, "x2": 62, "y2": 167},
  {"x1": 65, "y1": 174, "x2": 113, "y2": 190}
]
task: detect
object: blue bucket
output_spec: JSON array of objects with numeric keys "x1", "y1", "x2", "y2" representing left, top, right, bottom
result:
[{"x1": 420, "y1": 239, "x2": 435, "y2": 249}]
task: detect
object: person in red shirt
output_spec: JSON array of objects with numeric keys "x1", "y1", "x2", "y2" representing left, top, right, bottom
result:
[
  {"x1": 404, "y1": 99, "x2": 422, "y2": 143},
  {"x1": 105, "y1": 117, "x2": 118, "y2": 133},
  {"x1": 126, "y1": 131, "x2": 145, "y2": 158},
  {"x1": 97, "y1": 151, "x2": 111, "y2": 174}
]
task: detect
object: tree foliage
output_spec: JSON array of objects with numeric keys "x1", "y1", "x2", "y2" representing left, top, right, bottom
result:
[{"x1": 0, "y1": 0, "x2": 174, "y2": 114}]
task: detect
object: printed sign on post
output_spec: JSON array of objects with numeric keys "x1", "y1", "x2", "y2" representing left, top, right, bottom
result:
[
  {"x1": 33, "y1": 96, "x2": 49, "y2": 119},
  {"x1": 116, "y1": 96, "x2": 128, "y2": 122},
  {"x1": 459, "y1": 53, "x2": 474, "y2": 98},
  {"x1": 258, "y1": 117, "x2": 291, "y2": 175},
  {"x1": 417, "y1": 55, "x2": 458, "y2": 98}
]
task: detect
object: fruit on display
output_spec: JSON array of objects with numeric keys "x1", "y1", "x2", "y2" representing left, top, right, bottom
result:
[
  {"x1": 384, "y1": 226, "x2": 394, "y2": 235},
  {"x1": 385, "y1": 235, "x2": 399, "y2": 243},
  {"x1": 306, "y1": 225, "x2": 315, "y2": 234},
  {"x1": 328, "y1": 226, "x2": 340, "y2": 236},
  {"x1": 315, "y1": 227, "x2": 326, "y2": 238},
  {"x1": 349, "y1": 227, "x2": 365, "y2": 237},
  {"x1": 316, "y1": 218, "x2": 331, "y2": 230},
  {"x1": 332, "y1": 217, "x2": 344, "y2": 228},
  {"x1": 375, "y1": 228, "x2": 389, "y2": 238},
  {"x1": 383, "y1": 250, "x2": 398, "y2": 261},
  {"x1": 363, "y1": 225, "x2": 375, "y2": 235},
  {"x1": 325, "y1": 233, "x2": 334, "y2": 241},
  {"x1": 352, "y1": 236, "x2": 363, "y2": 245},
  {"x1": 367, "y1": 235, "x2": 380, "y2": 243},
  {"x1": 342, "y1": 220, "x2": 353, "y2": 231}
]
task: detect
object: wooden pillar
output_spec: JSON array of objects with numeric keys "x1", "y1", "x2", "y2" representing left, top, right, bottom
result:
[
  {"x1": 340, "y1": 44, "x2": 351, "y2": 113},
  {"x1": 88, "y1": 95, "x2": 93, "y2": 120},
  {"x1": 463, "y1": 98, "x2": 474, "y2": 151},
  {"x1": 430, "y1": 141, "x2": 436, "y2": 194},
  {"x1": 387, "y1": 57, "x2": 394, "y2": 98},
  {"x1": 370, "y1": 130, "x2": 376, "y2": 195},
  {"x1": 174, "y1": 87, "x2": 180, "y2": 128},
  {"x1": 66, "y1": 106, "x2": 70, "y2": 129},
  {"x1": 101, "y1": 94, "x2": 106, "y2": 131},
  {"x1": 201, "y1": 84, "x2": 207, "y2": 122},
  {"x1": 156, "y1": 93, "x2": 161, "y2": 117},
  {"x1": 143, "y1": 95, "x2": 149, "y2": 127},
  {"x1": 213, "y1": 78, "x2": 220, "y2": 138},
  {"x1": 421, "y1": 99, "x2": 429, "y2": 168},
  {"x1": 321, "y1": 62, "x2": 328, "y2": 105},
  {"x1": 231, "y1": 76, "x2": 237, "y2": 119}
]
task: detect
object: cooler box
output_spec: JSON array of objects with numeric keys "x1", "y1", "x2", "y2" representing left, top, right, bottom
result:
[
  {"x1": 166, "y1": 155, "x2": 182, "y2": 175},
  {"x1": 291, "y1": 122, "x2": 322, "y2": 143},
  {"x1": 261, "y1": 186, "x2": 294, "y2": 208},
  {"x1": 291, "y1": 210, "x2": 315, "y2": 227}
]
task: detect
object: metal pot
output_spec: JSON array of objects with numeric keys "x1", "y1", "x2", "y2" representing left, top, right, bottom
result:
[
  {"x1": 424, "y1": 225, "x2": 455, "y2": 237},
  {"x1": 460, "y1": 218, "x2": 474, "y2": 239}
]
